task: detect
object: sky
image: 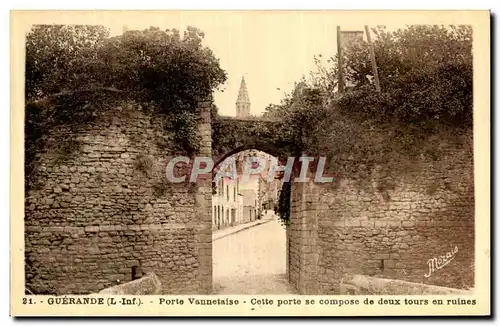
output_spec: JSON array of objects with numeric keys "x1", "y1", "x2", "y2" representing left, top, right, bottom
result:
[{"x1": 105, "y1": 11, "x2": 379, "y2": 117}]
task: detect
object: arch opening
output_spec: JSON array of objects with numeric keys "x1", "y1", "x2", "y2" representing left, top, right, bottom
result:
[
  {"x1": 211, "y1": 148, "x2": 297, "y2": 295},
  {"x1": 211, "y1": 142, "x2": 288, "y2": 175}
]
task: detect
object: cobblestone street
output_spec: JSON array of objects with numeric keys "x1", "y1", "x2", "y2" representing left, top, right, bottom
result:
[{"x1": 213, "y1": 215, "x2": 298, "y2": 294}]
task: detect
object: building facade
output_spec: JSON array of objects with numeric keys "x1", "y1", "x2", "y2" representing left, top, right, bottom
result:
[
  {"x1": 240, "y1": 189, "x2": 258, "y2": 223},
  {"x1": 259, "y1": 174, "x2": 282, "y2": 212},
  {"x1": 257, "y1": 152, "x2": 283, "y2": 213},
  {"x1": 212, "y1": 176, "x2": 243, "y2": 230}
]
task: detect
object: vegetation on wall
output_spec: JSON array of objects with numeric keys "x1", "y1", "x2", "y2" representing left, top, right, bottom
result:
[
  {"x1": 266, "y1": 25, "x2": 473, "y2": 171},
  {"x1": 266, "y1": 25, "x2": 472, "y2": 165},
  {"x1": 277, "y1": 182, "x2": 291, "y2": 225},
  {"x1": 26, "y1": 25, "x2": 226, "y2": 106},
  {"x1": 266, "y1": 25, "x2": 473, "y2": 221},
  {"x1": 25, "y1": 25, "x2": 227, "y2": 191}
]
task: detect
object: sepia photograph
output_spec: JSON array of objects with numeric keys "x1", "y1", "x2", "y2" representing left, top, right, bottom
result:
[{"x1": 10, "y1": 9, "x2": 490, "y2": 316}]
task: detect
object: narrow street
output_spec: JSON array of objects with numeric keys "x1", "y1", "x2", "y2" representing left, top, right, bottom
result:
[{"x1": 212, "y1": 215, "x2": 298, "y2": 294}]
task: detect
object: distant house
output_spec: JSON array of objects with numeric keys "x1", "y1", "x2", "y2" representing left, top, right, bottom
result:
[{"x1": 212, "y1": 176, "x2": 242, "y2": 230}]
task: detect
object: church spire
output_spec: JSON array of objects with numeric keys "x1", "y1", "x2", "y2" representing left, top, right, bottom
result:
[{"x1": 236, "y1": 76, "x2": 250, "y2": 117}]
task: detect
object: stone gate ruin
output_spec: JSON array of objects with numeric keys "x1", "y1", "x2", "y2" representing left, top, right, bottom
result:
[{"x1": 24, "y1": 91, "x2": 475, "y2": 295}]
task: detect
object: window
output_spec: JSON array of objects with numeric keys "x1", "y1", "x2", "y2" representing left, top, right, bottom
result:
[
  {"x1": 233, "y1": 188, "x2": 236, "y2": 201},
  {"x1": 226, "y1": 185, "x2": 229, "y2": 201}
]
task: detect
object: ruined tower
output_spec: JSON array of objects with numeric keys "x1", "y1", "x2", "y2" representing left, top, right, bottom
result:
[{"x1": 236, "y1": 76, "x2": 250, "y2": 118}]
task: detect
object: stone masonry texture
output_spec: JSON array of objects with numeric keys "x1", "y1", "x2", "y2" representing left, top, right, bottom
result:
[
  {"x1": 25, "y1": 92, "x2": 474, "y2": 295},
  {"x1": 25, "y1": 97, "x2": 212, "y2": 295},
  {"x1": 311, "y1": 135, "x2": 475, "y2": 294}
]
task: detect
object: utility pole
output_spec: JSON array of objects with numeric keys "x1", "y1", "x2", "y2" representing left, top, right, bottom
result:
[
  {"x1": 364, "y1": 25, "x2": 381, "y2": 93},
  {"x1": 336, "y1": 26, "x2": 345, "y2": 95}
]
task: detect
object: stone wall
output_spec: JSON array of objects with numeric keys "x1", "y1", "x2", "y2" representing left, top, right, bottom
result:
[
  {"x1": 25, "y1": 96, "x2": 213, "y2": 295},
  {"x1": 25, "y1": 92, "x2": 475, "y2": 296},
  {"x1": 311, "y1": 135, "x2": 475, "y2": 294}
]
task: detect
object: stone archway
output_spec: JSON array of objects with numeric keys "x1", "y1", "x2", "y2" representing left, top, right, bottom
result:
[
  {"x1": 199, "y1": 96, "x2": 476, "y2": 295},
  {"x1": 195, "y1": 103, "x2": 321, "y2": 294},
  {"x1": 24, "y1": 92, "x2": 475, "y2": 296},
  {"x1": 212, "y1": 142, "x2": 285, "y2": 172}
]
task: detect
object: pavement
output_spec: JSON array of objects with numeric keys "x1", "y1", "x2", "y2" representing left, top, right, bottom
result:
[
  {"x1": 212, "y1": 215, "x2": 298, "y2": 295},
  {"x1": 212, "y1": 217, "x2": 274, "y2": 241}
]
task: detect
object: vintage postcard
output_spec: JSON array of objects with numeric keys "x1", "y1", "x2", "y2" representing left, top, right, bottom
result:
[{"x1": 10, "y1": 10, "x2": 490, "y2": 316}]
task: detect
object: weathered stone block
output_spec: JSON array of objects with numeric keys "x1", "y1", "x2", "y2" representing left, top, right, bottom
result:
[{"x1": 98, "y1": 272, "x2": 162, "y2": 295}]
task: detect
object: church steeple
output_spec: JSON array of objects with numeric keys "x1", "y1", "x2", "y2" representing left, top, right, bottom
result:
[{"x1": 236, "y1": 76, "x2": 250, "y2": 117}]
